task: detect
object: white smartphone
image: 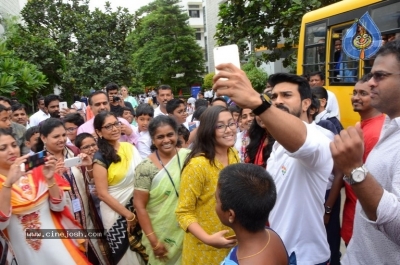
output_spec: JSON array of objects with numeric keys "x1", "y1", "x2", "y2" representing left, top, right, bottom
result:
[
  {"x1": 59, "y1": 101, "x2": 68, "y2": 110},
  {"x1": 64, "y1": 157, "x2": 82, "y2": 168},
  {"x1": 213, "y1": 44, "x2": 241, "y2": 74}
]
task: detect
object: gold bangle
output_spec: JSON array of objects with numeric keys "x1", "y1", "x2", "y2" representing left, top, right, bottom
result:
[
  {"x1": 152, "y1": 241, "x2": 160, "y2": 250},
  {"x1": 47, "y1": 182, "x2": 56, "y2": 188},
  {"x1": 146, "y1": 231, "x2": 155, "y2": 237},
  {"x1": 2, "y1": 183, "x2": 12, "y2": 188},
  {"x1": 126, "y1": 214, "x2": 136, "y2": 222}
]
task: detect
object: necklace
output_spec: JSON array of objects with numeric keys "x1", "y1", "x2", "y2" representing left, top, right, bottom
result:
[
  {"x1": 237, "y1": 229, "x2": 271, "y2": 261},
  {"x1": 155, "y1": 149, "x2": 181, "y2": 197}
]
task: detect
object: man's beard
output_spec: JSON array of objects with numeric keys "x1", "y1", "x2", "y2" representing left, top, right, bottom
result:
[
  {"x1": 276, "y1": 104, "x2": 302, "y2": 118},
  {"x1": 50, "y1": 111, "x2": 60, "y2": 118}
]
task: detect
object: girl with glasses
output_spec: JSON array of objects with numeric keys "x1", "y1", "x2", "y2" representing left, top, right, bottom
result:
[
  {"x1": 92, "y1": 111, "x2": 146, "y2": 265},
  {"x1": 176, "y1": 106, "x2": 239, "y2": 265}
]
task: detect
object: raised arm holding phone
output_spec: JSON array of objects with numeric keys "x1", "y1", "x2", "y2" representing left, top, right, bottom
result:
[{"x1": 213, "y1": 63, "x2": 333, "y2": 265}]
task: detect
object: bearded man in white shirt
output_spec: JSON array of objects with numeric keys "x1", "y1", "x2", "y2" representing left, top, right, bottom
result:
[{"x1": 213, "y1": 69, "x2": 332, "y2": 265}]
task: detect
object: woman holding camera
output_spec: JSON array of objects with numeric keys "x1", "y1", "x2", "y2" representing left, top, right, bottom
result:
[
  {"x1": 0, "y1": 128, "x2": 91, "y2": 264},
  {"x1": 34, "y1": 118, "x2": 105, "y2": 264},
  {"x1": 92, "y1": 111, "x2": 145, "y2": 265}
]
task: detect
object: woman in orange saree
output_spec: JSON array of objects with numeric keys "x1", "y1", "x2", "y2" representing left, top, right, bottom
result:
[{"x1": 0, "y1": 129, "x2": 91, "y2": 265}]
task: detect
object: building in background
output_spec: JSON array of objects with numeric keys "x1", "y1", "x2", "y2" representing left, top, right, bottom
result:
[
  {"x1": 0, "y1": 0, "x2": 27, "y2": 36},
  {"x1": 204, "y1": 0, "x2": 289, "y2": 76}
]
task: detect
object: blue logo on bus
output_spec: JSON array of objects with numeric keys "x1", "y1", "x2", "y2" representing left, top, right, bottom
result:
[{"x1": 343, "y1": 12, "x2": 382, "y2": 60}]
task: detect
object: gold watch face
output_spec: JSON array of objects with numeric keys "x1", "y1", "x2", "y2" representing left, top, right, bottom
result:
[{"x1": 262, "y1": 93, "x2": 272, "y2": 104}]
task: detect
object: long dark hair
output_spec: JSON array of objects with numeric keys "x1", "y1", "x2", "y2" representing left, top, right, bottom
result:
[
  {"x1": 148, "y1": 115, "x2": 180, "y2": 152},
  {"x1": 93, "y1": 111, "x2": 121, "y2": 163},
  {"x1": 245, "y1": 119, "x2": 275, "y2": 167},
  {"x1": 34, "y1": 118, "x2": 65, "y2": 152},
  {"x1": 183, "y1": 105, "x2": 231, "y2": 170}
]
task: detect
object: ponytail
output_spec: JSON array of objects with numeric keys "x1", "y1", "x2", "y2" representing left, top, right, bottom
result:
[{"x1": 97, "y1": 137, "x2": 121, "y2": 163}]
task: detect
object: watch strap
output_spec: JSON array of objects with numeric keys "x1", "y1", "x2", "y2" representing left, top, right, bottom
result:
[{"x1": 252, "y1": 94, "x2": 272, "y2": 116}]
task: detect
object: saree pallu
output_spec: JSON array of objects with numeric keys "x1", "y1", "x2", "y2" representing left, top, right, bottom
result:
[
  {"x1": 141, "y1": 149, "x2": 190, "y2": 265},
  {"x1": 0, "y1": 166, "x2": 91, "y2": 265},
  {"x1": 96, "y1": 143, "x2": 145, "y2": 265},
  {"x1": 63, "y1": 146, "x2": 105, "y2": 265}
]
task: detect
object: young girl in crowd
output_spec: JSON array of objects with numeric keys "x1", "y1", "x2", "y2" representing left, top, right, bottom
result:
[{"x1": 176, "y1": 106, "x2": 239, "y2": 264}]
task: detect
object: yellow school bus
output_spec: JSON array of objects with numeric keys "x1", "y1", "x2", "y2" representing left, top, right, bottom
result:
[{"x1": 297, "y1": 0, "x2": 400, "y2": 128}]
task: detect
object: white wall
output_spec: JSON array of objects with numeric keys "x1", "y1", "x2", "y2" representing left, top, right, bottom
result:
[{"x1": 0, "y1": 0, "x2": 20, "y2": 17}]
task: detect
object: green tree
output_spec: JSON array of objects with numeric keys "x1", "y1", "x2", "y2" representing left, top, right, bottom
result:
[
  {"x1": 203, "y1": 72, "x2": 215, "y2": 89},
  {"x1": 4, "y1": 0, "x2": 136, "y2": 101},
  {"x1": 215, "y1": 0, "x2": 341, "y2": 68},
  {"x1": 0, "y1": 42, "x2": 48, "y2": 105},
  {"x1": 3, "y1": 17, "x2": 65, "y2": 96},
  {"x1": 62, "y1": 3, "x2": 136, "y2": 96},
  {"x1": 242, "y1": 58, "x2": 268, "y2": 92},
  {"x1": 131, "y1": 0, "x2": 205, "y2": 92}
]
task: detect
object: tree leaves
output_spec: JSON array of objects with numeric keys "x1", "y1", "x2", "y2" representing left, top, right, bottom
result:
[
  {"x1": 0, "y1": 42, "x2": 48, "y2": 105},
  {"x1": 3, "y1": 0, "x2": 136, "y2": 102},
  {"x1": 131, "y1": 0, "x2": 205, "y2": 92},
  {"x1": 215, "y1": 0, "x2": 340, "y2": 69}
]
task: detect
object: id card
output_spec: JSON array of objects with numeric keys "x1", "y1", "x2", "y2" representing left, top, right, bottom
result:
[{"x1": 71, "y1": 198, "x2": 82, "y2": 213}]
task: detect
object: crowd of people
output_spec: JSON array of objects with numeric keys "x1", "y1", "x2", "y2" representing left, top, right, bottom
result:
[{"x1": 0, "y1": 38, "x2": 399, "y2": 265}]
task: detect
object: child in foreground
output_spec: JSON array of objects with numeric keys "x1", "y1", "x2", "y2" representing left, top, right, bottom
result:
[{"x1": 217, "y1": 163, "x2": 289, "y2": 265}]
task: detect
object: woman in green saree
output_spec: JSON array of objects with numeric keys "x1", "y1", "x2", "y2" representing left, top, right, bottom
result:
[{"x1": 134, "y1": 116, "x2": 190, "y2": 265}]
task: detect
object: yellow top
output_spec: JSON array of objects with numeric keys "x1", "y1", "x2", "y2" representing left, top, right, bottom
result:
[{"x1": 175, "y1": 148, "x2": 239, "y2": 265}]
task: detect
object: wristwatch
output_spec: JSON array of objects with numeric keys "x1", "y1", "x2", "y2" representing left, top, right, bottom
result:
[
  {"x1": 324, "y1": 205, "x2": 332, "y2": 214},
  {"x1": 252, "y1": 93, "x2": 272, "y2": 116},
  {"x1": 343, "y1": 165, "x2": 368, "y2": 185}
]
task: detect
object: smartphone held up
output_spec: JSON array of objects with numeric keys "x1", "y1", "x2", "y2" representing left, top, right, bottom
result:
[
  {"x1": 213, "y1": 44, "x2": 241, "y2": 105},
  {"x1": 21, "y1": 150, "x2": 48, "y2": 172},
  {"x1": 213, "y1": 44, "x2": 241, "y2": 75}
]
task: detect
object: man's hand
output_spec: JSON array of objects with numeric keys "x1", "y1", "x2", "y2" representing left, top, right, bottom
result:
[
  {"x1": 213, "y1": 63, "x2": 261, "y2": 109},
  {"x1": 120, "y1": 123, "x2": 132, "y2": 136},
  {"x1": 330, "y1": 122, "x2": 364, "y2": 176}
]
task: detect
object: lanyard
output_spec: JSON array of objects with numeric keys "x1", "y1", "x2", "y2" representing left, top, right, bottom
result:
[{"x1": 155, "y1": 149, "x2": 181, "y2": 198}]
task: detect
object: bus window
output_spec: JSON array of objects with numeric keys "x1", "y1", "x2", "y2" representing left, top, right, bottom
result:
[
  {"x1": 328, "y1": 28, "x2": 358, "y2": 84},
  {"x1": 303, "y1": 22, "x2": 327, "y2": 75},
  {"x1": 372, "y1": 2, "x2": 400, "y2": 32}
]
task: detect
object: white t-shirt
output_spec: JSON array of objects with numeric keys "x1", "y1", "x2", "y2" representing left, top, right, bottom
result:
[
  {"x1": 313, "y1": 121, "x2": 335, "y2": 189},
  {"x1": 267, "y1": 122, "x2": 332, "y2": 265},
  {"x1": 154, "y1": 106, "x2": 167, "y2": 117},
  {"x1": 134, "y1": 127, "x2": 152, "y2": 159},
  {"x1": 29, "y1": 109, "x2": 50, "y2": 127}
]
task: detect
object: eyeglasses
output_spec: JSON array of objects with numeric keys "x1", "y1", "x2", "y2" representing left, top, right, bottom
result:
[
  {"x1": 215, "y1": 122, "x2": 237, "y2": 132},
  {"x1": 66, "y1": 127, "x2": 78, "y2": 133},
  {"x1": 80, "y1": 143, "x2": 97, "y2": 151},
  {"x1": 102, "y1": 121, "x2": 122, "y2": 131},
  {"x1": 367, "y1": 71, "x2": 400, "y2": 82}
]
